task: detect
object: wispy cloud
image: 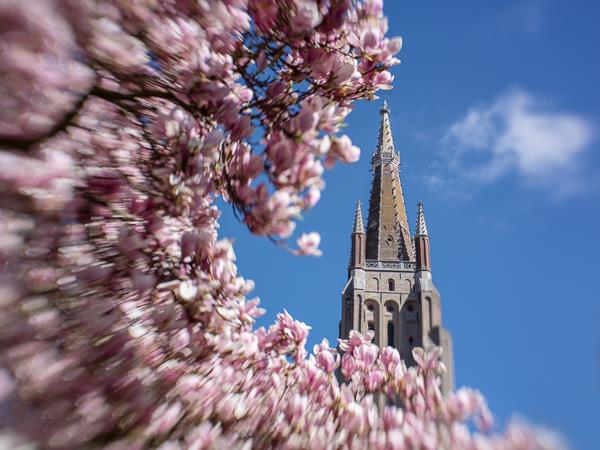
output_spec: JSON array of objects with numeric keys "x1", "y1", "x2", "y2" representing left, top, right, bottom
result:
[
  {"x1": 500, "y1": 1, "x2": 546, "y2": 34},
  {"x1": 426, "y1": 89, "x2": 596, "y2": 199}
]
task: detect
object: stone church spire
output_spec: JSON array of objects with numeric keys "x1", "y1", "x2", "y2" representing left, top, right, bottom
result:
[
  {"x1": 365, "y1": 102, "x2": 414, "y2": 261},
  {"x1": 339, "y1": 101, "x2": 454, "y2": 396}
]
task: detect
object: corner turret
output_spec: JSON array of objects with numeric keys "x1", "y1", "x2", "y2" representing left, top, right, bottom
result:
[
  {"x1": 414, "y1": 202, "x2": 431, "y2": 272},
  {"x1": 349, "y1": 200, "x2": 366, "y2": 270}
]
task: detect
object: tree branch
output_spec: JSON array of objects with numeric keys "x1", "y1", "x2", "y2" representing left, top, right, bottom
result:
[{"x1": 0, "y1": 88, "x2": 93, "y2": 151}]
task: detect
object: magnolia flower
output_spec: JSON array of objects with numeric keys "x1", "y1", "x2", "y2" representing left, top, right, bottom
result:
[
  {"x1": 295, "y1": 231, "x2": 323, "y2": 256},
  {"x1": 90, "y1": 18, "x2": 150, "y2": 72},
  {"x1": 374, "y1": 70, "x2": 395, "y2": 90},
  {"x1": 303, "y1": 186, "x2": 322, "y2": 208},
  {"x1": 326, "y1": 135, "x2": 361, "y2": 167},
  {"x1": 313, "y1": 339, "x2": 339, "y2": 373},
  {"x1": 292, "y1": 0, "x2": 322, "y2": 31},
  {"x1": 413, "y1": 346, "x2": 444, "y2": 372},
  {"x1": 380, "y1": 346, "x2": 401, "y2": 372},
  {"x1": 387, "y1": 36, "x2": 403, "y2": 55}
]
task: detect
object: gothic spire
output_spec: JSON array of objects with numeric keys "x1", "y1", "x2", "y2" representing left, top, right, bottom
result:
[
  {"x1": 415, "y1": 201, "x2": 429, "y2": 237},
  {"x1": 352, "y1": 200, "x2": 365, "y2": 234},
  {"x1": 372, "y1": 101, "x2": 398, "y2": 163},
  {"x1": 365, "y1": 102, "x2": 414, "y2": 261}
]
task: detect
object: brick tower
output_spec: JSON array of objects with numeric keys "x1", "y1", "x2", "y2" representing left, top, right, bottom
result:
[{"x1": 339, "y1": 102, "x2": 454, "y2": 394}]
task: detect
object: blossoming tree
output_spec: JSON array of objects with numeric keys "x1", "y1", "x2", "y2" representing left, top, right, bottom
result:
[{"x1": 0, "y1": 0, "x2": 563, "y2": 449}]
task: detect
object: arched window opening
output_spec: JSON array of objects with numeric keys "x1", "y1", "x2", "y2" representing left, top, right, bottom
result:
[
  {"x1": 386, "y1": 304, "x2": 394, "y2": 313},
  {"x1": 387, "y1": 321, "x2": 395, "y2": 347},
  {"x1": 368, "y1": 321, "x2": 375, "y2": 332},
  {"x1": 367, "y1": 304, "x2": 375, "y2": 312},
  {"x1": 388, "y1": 279, "x2": 395, "y2": 291}
]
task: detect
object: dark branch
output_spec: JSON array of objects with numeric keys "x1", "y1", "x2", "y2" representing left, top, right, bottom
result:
[{"x1": 0, "y1": 88, "x2": 93, "y2": 151}]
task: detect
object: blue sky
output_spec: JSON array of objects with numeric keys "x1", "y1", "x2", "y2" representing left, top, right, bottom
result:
[{"x1": 220, "y1": 2, "x2": 600, "y2": 448}]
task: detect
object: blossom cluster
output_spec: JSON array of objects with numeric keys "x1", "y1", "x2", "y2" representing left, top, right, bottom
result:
[{"x1": 0, "y1": 1, "x2": 563, "y2": 449}]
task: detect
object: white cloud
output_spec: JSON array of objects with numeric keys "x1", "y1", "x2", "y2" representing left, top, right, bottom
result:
[{"x1": 438, "y1": 89, "x2": 595, "y2": 198}]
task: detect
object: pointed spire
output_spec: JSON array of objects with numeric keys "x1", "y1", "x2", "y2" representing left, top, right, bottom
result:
[
  {"x1": 414, "y1": 202, "x2": 431, "y2": 271},
  {"x1": 415, "y1": 202, "x2": 429, "y2": 237},
  {"x1": 365, "y1": 102, "x2": 414, "y2": 261},
  {"x1": 373, "y1": 100, "x2": 398, "y2": 163},
  {"x1": 353, "y1": 200, "x2": 365, "y2": 234},
  {"x1": 349, "y1": 200, "x2": 366, "y2": 270}
]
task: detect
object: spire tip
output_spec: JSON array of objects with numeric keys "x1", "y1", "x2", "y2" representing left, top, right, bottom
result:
[
  {"x1": 415, "y1": 202, "x2": 429, "y2": 237},
  {"x1": 353, "y1": 200, "x2": 365, "y2": 234},
  {"x1": 380, "y1": 100, "x2": 389, "y2": 114}
]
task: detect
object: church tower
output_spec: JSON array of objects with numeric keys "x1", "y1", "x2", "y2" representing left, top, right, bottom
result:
[{"x1": 339, "y1": 102, "x2": 454, "y2": 394}]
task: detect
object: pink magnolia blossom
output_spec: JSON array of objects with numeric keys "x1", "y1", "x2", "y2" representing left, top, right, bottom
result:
[
  {"x1": 295, "y1": 231, "x2": 323, "y2": 256},
  {"x1": 325, "y1": 135, "x2": 361, "y2": 167},
  {"x1": 292, "y1": 0, "x2": 322, "y2": 31},
  {"x1": 313, "y1": 339, "x2": 340, "y2": 373}
]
